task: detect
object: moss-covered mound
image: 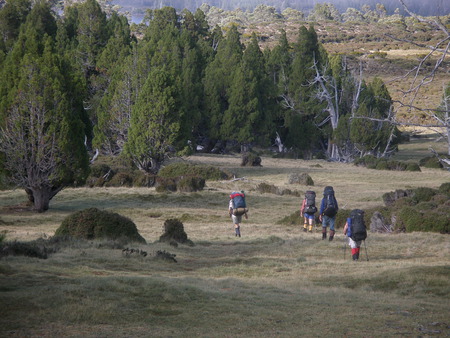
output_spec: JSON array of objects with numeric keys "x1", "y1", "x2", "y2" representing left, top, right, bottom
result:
[{"x1": 55, "y1": 208, "x2": 146, "y2": 243}]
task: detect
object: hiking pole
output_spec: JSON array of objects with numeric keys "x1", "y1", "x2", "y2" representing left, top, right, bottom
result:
[
  {"x1": 343, "y1": 235, "x2": 347, "y2": 260},
  {"x1": 363, "y1": 240, "x2": 369, "y2": 261}
]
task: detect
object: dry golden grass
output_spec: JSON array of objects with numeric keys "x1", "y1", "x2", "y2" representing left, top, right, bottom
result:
[{"x1": 1, "y1": 141, "x2": 449, "y2": 337}]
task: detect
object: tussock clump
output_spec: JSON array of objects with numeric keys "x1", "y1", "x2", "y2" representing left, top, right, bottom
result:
[
  {"x1": 256, "y1": 183, "x2": 301, "y2": 196},
  {"x1": 159, "y1": 218, "x2": 194, "y2": 246},
  {"x1": 257, "y1": 182, "x2": 280, "y2": 194},
  {"x1": 288, "y1": 173, "x2": 314, "y2": 186},
  {"x1": 55, "y1": 208, "x2": 146, "y2": 243}
]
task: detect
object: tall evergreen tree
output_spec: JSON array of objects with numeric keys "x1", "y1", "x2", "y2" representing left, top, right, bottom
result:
[
  {"x1": 0, "y1": 34, "x2": 89, "y2": 212},
  {"x1": 125, "y1": 68, "x2": 180, "y2": 174},
  {"x1": 203, "y1": 25, "x2": 243, "y2": 140}
]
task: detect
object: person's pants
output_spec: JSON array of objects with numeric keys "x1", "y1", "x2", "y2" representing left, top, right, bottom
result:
[{"x1": 321, "y1": 215, "x2": 335, "y2": 231}]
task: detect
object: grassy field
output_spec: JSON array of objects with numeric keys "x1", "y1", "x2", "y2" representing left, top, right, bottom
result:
[{"x1": 1, "y1": 136, "x2": 449, "y2": 337}]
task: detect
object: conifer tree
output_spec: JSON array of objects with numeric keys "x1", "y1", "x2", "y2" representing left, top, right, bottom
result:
[
  {"x1": 0, "y1": 32, "x2": 89, "y2": 211},
  {"x1": 203, "y1": 25, "x2": 243, "y2": 140},
  {"x1": 125, "y1": 68, "x2": 180, "y2": 174}
]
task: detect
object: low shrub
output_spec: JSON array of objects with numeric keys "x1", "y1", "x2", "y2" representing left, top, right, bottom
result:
[
  {"x1": 177, "y1": 176, "x2": 205, "y2": 192},
  {"x1": 288, "y1": 172, "x2": 314, "y2": 185},
  {"x1": 0, "y1": 240, "x2": 52, "y2": 259},
  {"x1": 158, "y1": 162, "x2": 230, "y2": 180},
  {"x1": 355, "y1": 156, "x2": 419, "y2": 172},
  {"x1": 155, "y1": 177, "x2": 178, "y2": 192},
  {"x1": 241, "y1": 153, "x2": 262, "y2": 167},
  {"x1": 406, "y1": 163, "x2": 421, "y2": 171},
  {"x1": 412, "y1": 187, "x2": 436, "y2": 203},
  {"x1": 438, "y1": 182, "x2": 450, "y2": 196},
  {"x1": 105, "y1": 171, "x2": 133, "y2": 187},
  {"x1": 55, "y1": 208, "x2": 146, "y2": 243},
  {"x1": 419, "y1": 156, "x2": 443, "y2": 169},
  {"x1": 133, "y1": 172, "x2": 157, "y2": 187},
  {"x1": 257, "y1": 182, "x2": 280, "y2": 194}
]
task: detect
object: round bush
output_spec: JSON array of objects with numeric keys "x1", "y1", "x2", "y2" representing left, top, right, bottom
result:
[
  {"x1": 375, "y1": 160, "x2": 389, "y2": 170},
  {"x1": 177, "y1": 176, "x2": 205, "y2": 192},
  {"x1": 438, "y1": 182, "x2": 450, "y2": 196},
  {"x1": 55, "y1": 208, "x2": 146, "y2": 243},
  {"x1": 105, "y1": 171, "x2": 133, "y2": 187},
  {"x1": 412, "y1": 187, "x2": 436, "y2": 203},
  {"x1": 419, "y1": 156, "x2": 443, "y2": 169},
  {"x1": 406, "y1": 163, "x2": 421, "y2": 171}
]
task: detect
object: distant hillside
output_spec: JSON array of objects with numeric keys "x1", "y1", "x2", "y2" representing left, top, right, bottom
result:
[{"x1": 113, "y1": 0, "x2": 449, "y2": 17}]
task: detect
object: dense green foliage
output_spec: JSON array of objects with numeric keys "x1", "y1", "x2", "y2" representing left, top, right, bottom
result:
[
  {"x1": 56, "y1": 208, "x2": 146, "y2": 243},
  {"x1": 0, "y1": 1, "x2": 413, "y2": 211}
]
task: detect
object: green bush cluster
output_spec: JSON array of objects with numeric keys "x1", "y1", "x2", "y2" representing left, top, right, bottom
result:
[
  {"x1": 354, "y1": 155, "x2": 421, "y2": 171},
  {"x1": 155, "y1": 175, "x2": 205, "y2": 193},
  {"x1": 388, "y1": 184, "x2": 450, "y2": 233},
  {"x1": 55, "y1": 208, "x2": 146, "y2": 243},
  {"x1": 87, "y1": 163, "x2": 157, "y2": 188},
  {"x1": 419, "y1": 156, "x2": 443, "y2": 169},
  {"x1": 158, "y1": 162, "x2": 231, "y2": 180}
]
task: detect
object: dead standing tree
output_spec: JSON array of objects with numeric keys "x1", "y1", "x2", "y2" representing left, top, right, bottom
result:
[{"x1": 386, "y1": 0, "x2": 450, "y2": 156}]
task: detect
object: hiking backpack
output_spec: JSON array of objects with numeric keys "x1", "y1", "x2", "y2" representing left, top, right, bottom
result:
[
  {"x1": 349, "y1": 209, "x2": 367, "y2": 241},
  {"x1": 230, "y1": 192, "x2": 248, "y2": 216},
  {"x1": 322, "y1": 186, "x2": 337, "y2": 217},
  {"x1": 304, "y1": 190, "x2": 317, "y2": 213}
]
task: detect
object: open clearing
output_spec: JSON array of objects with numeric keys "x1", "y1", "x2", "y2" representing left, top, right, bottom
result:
[{"x1": 1, "y1": 139, "x2": 449, "y2": 337}]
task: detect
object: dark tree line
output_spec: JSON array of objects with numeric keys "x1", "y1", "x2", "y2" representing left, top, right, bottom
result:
[{"x1": 0, "y1": 0, "x2": 398, "y2": 211}]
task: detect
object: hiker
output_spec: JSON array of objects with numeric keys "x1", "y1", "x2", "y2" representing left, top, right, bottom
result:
[
  {"x1": 229, "y1": 191, "x2": 248, "y2": 237},
  {"x1": 300, "y1": 190, "x2": 317, "y2": 232},
  {"x1": 343, "y1": 209, "x2": 367, "y2": 261},
  {"x1": 319, "y1": 186, "x2": 339, "y2": 241}
]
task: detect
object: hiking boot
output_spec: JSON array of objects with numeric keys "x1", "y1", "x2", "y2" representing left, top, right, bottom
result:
[
  {"x1": 322, "y1": 232, "x2": 327, "y2": 240},
  {"x1": 303, "y1": 228, "x2": 307, "y2": 232},
  {"x1": 328, "y1": 230, "x2": 335, "y2": 241}
]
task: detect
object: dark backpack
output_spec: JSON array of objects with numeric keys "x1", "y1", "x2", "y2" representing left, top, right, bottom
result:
[
  {"x1": 230, "y1": 192, "x2": 248, "y2": 216},
  {"x1": 304, "y1": 190, "x2": 317, "y2": 213},
  {"x1": 323, "y1": 186, "x2": 337, "y2": 217},
  {"x1": 350, "y1": 209, "x2": 367, "y2": 241}
]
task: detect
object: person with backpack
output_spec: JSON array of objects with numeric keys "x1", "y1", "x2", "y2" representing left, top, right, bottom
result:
[
  {"x1": 343, "y1": 209, "x2": 367, "y2": 261},
  {"x1": 318, "y1": 186, "x2": 339, "y2": 241},
  {"x1": 229, "y1": 191, "x2": 248, "y2": 237},
  {"x1": 300, "y1": 190, "x2": 317, "y2": 232}
]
